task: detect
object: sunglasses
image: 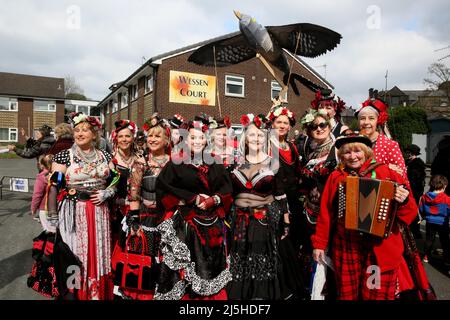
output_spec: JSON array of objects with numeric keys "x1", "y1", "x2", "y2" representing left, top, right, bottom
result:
[{"x1": 308, "y1": 122, "x2": 329, "y2": 131}]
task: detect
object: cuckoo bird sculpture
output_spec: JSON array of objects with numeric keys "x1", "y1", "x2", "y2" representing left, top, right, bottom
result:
[{"x1": 188, "y1": 10, "x2": 341, "y2": 95}]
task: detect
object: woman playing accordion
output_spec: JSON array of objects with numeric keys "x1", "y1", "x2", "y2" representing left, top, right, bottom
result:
[{"x1": 311, "y1": 132, "x2": 417, "y2": 300}]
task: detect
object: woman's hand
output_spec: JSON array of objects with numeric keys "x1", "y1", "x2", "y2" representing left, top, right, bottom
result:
[
  {"x1": 281, "y1": 213, "x2": 290, "y2": 240},
  {"x1": 7, "y1": 145, "x2": 15, "y2": 152},
  {"x1": 196, "y1": 194, "x2": 210, "y2": 210},
  {"x1": 313, "y1": 249, "x2": 326, "y2": 264},
  {"x1": 91, "y1": 190, "x2": 106, "y2": 205},
  {"x1": 394, "y1": 185, "x2": 409, "y2": 203},
  {"x1": 143, "y1": 199, "x2": 156, "y2": 209}
]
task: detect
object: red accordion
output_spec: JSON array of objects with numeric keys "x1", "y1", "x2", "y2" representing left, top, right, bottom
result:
[{"x1": 338, "y1": 176, "x2": 397, "y2": 238}]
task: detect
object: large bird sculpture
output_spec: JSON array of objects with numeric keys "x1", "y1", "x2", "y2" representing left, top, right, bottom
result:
[{"x1": 188, "y1": 10, "x2": 342, "y2": 95}]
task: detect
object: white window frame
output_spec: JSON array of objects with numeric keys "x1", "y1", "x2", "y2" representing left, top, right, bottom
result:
[
  {"x1": 132, "y1": 84, "x2": 138, "y2": 100},
  {"x1": 8, "y1": 101, "x2": 18, "y2": 111},
  {"x1": 34, "y1": 100, "x2": 56, "y2": 112},
  {"x1": 0, "y1": 98, "x2": 18, "y2": 112},
  {"x1": 76, "y1": 105, "x2": 90, "y2": 116},
  {"x1": 271, "y1": 80, "x2": 287, "y2": 101},
  {"x1": 145, "y1": 76, "x2": 154, "y2": 94},
  {"x1": 121, "y1": 93, "x2": 128, "y2": 109},
  {"x1": 225, "y1": 75, "x2": 245, "y2": 98},
  {"x1": 112, "y1": 101, "x2": 118, "y2": 113},
  {"x1": 0, "y1": 128, "x2": 18, "y2": 142}
]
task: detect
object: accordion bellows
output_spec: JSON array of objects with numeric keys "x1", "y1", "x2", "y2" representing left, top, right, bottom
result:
[{"x1": 339, "y1": 176, "x2": 396, "y2": 238}]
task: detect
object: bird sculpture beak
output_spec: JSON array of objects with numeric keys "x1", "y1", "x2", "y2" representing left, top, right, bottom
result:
[{"x1": 233, "y1": 10, "x2": 242, "y2": 20}]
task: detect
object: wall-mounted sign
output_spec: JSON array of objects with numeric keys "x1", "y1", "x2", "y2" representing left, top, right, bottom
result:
[
  {"x1": 10, "y1": 178, "x2": 29, "y2": 193},
  {"x1": 169, "y1": 71, "x2": 216, "y2": 106}
]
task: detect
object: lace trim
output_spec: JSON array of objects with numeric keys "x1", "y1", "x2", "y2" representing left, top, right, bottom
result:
[
  {"x1": 157, "y1": 215, "x2": 232, "y2": 296},
  {"x1": 153, "y1": 280, "x2": 186, "y2": 300}
]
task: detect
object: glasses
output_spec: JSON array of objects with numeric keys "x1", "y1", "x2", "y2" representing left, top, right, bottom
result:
[{"x1": 308, "y1": 122, "x2": 329, "y2": 131}]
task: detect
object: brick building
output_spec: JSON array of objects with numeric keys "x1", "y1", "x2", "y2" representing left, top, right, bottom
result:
[
  {"x1": 0, "y1": 72, "x2": 65, "y2": 144},
  {"x1": 99, "y1": 33, "x2": 333, "y2": 137}
]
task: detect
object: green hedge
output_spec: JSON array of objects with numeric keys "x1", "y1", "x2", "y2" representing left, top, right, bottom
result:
[{"x1": 387, "y1": 106, "x2": 430, "y2": 151}]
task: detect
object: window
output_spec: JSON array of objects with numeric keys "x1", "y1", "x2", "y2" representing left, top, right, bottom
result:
[
  {"x1": 121, "y1": 93, "x2": 128, "y2": 108},
  {"x1": 77, "y1": 105, "x2": 90, "y2": 115},
  {"x1": 132, "y1": 84, "x2": 138, "y2": 100},
  {"x1": 145, "y1": 76, "x2": 154, "y2": 93},
  {"x1": 34, "y1": 100, "x2": 56, "y2": 112},
  {"x1": 225, "y1": 75, "x2": 245, "y2": 97},
  {"x1": 0, "y1": 97, "x2": 18, "y2": 111},
  {"x1": 271, "y1": 81, "x2": 287, "y2": 101},
  {"x1": 112, "y1": 101, "x2": 118, "y2": 113},
  {"x1": 0, "y1": 128, "x2": 18, "y2": 142}
]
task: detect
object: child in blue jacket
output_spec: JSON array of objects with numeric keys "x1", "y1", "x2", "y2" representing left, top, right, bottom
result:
[{"x1": 419, "y1": 175, "x2": 450, "y2": 265}]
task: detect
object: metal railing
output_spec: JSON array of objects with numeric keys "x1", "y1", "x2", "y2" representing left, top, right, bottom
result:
[{"x1": 0, "y1": 176, "x2": 36, "y2": 200}]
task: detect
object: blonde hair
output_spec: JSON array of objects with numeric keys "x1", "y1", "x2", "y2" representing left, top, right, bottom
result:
[
  {"x1": 147, "y1": 125, "x2": 170, "y2": 153},
  {"x1": 238, "y1": 124, "x2": 269, "y2": 157},
  {"x1": 337, "y1": 142, "x2": 373, "y2": 160},
  {"x1": 54, "y1": 123, "x2": 73, "y2": 139}
]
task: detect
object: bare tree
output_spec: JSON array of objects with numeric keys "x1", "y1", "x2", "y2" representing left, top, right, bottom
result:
[
  {"x1": 424, "y1": 62, "x2": 450, "y2": 101},
  {"x1": 64, "y1": 75, "x2": 85, "y2": 97}
]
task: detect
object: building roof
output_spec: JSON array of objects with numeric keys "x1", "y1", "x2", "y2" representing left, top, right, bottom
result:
[
  {"x1": 0, "y1": 72, "x2": 65, "y2": 99},
  {"x1": 99, "y1": 31, "x2": 332, "y2": 106},
  {"x1": 402, "y1": 90, "x2": 429, "y2": 101}
]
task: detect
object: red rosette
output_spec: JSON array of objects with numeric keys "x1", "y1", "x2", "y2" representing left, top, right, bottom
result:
[
  {"x1": 245, "y1": 181, "x2": 253, "y2": 189},
  {"x1": 142, "y1": 123, "x2": 150, "y2": 132},
  {"x1": 253, "y1": 211, "x2": 265, "y2": 220},
  {"x1": 377, "y1": 112, "x2": 389, "y2": 126},
  {"x1": 253, "y1": 116, "x2": 262, "y2": 128},
  {"x1": 240, "y1": 114, "x2": 250, "y2": 126},
  {"x1": 224, "y1": 116, "x2": 231, "y2": 128},
  {"x1": 281, "y1": 108, "x2": 288, "y2": 116}
]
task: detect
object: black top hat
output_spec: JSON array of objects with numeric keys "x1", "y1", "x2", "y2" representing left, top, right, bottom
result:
[
  {"x1": 168, "y1": 114, "x2": 185, "y2": 129},
  {"x1": 405, "y1": 144, "x2": 421, "y2": 155},
  {"x1": 335, "y1": 131, "x2": 372, "y2": 149}
]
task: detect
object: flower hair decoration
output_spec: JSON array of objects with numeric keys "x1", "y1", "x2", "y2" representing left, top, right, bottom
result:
[
  {"x1": 189, "y1": 120, "x2": 209, "y2": 133},
  {"x1": 240, "y1": 113, "x2": 269, "y2": 130},
  {"x1": 111, "y1": 119, "x2": 138, "y2": 141},
  {"x1": 358, "y1": 88, "x2": 389, "y2": 126},
  {"x1": 210, "y1": 115, "x2": 231, "y2": 130},
  {"x1": 70, "y1": 112, "x2": 102, "y2": 131},
  {"x1": 300, "y1": 108, "x2": 328, "y2": 128},
  {"x1": 268, "y1": 106, "x2": 296, "y2": 126},
  {"x1": 311, "y1": 89, "x2": 346, "y2": 117}
]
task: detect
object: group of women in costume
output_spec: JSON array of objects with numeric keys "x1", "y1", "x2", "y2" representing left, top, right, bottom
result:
[{"x1": 37, "y1": 88, "x2": 432, "y2": 301}]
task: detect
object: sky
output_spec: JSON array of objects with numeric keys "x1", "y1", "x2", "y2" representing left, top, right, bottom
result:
[{"x1": 0, "y1": 0, "x2": 449, "y2": 109}]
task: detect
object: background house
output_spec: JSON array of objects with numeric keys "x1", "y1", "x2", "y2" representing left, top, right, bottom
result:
[
  {"x1": 0, "y1": 72, "x2": 65, "y2": 144},
  {"x1": 381, "y1": 84, "x2": 450, "y2": 163}
]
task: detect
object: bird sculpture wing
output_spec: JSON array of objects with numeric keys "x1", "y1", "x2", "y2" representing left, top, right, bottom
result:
[
  {"x1": 188, "y1": 32, "x2": 257, "y2": 66},
  {"x1": 266, "y1": 23, "x2": 341, "y2": 58}
]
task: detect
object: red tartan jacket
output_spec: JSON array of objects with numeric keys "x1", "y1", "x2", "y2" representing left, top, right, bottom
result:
[{"x1": 311, "y1": 158, "x2": 418, "y2": 272}]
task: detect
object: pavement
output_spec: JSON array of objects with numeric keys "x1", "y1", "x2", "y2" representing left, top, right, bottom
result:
[{"x1": 0, "y1": 158, "x2": 449, "y2": 300}]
